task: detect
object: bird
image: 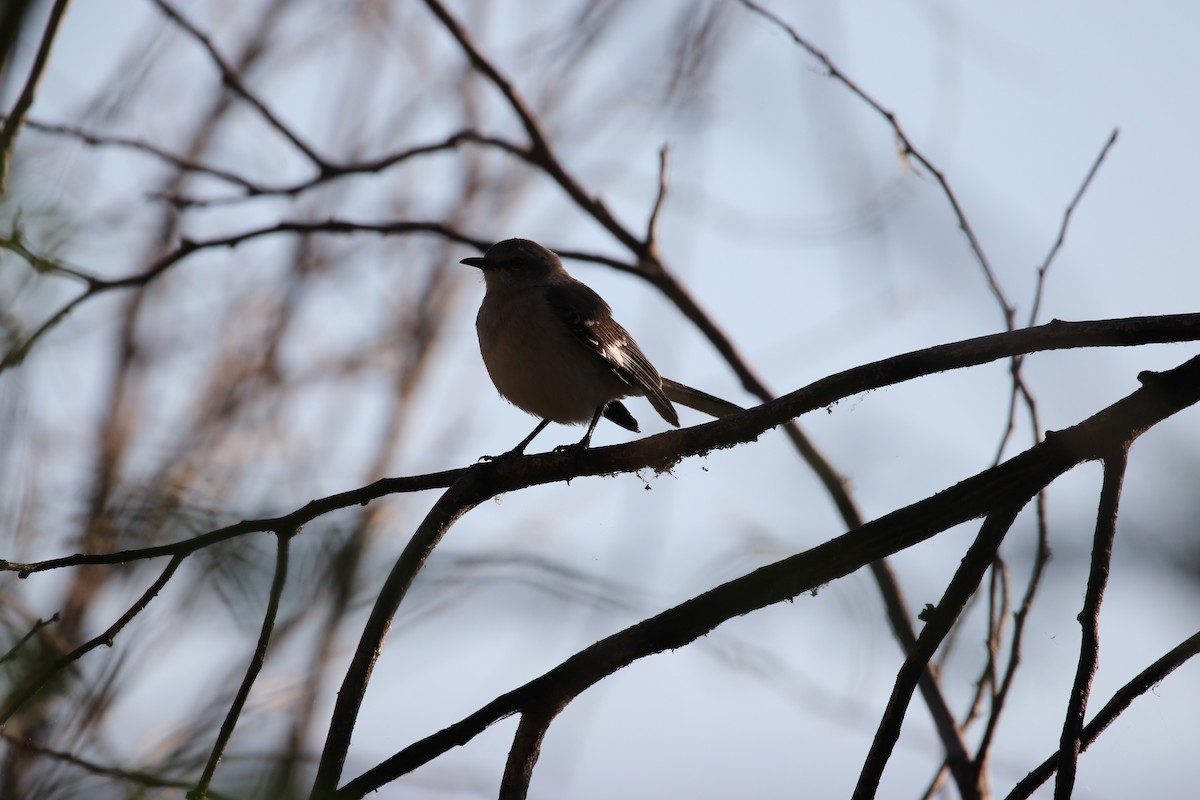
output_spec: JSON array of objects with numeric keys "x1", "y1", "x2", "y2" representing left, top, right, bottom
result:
[{"x1": 461, "y1": 238, "x2": 742, "y2": 458}]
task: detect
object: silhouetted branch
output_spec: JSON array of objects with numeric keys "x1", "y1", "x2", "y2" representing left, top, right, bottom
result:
[
  {"x1": 189, "y1": 532, "x2": 292, "y2": 800},
  {"x1": 334, "y1": 351, "x2": 1200, "y2": 798},
  {"x1": 1004, "y1": 628, "x2": 1200, "y2": 800},
  {"x1": 310, "y1": 475, "x2": 496, "y2": 798},
  {"x1": 1029, "y1": 129, "x2": 1120, "y2": 327},
  {"x1": 4, "y1": 313, "x2": 1198, "y2": 570},
  {"x1": 499, "y1": 705, "x2": 557, "y2": 800},
  {"x1": 0, "y1": 555, "x2": 183, "y2": 722},
  {"x1": 1054, "y1": 448, "x2": 1127, "y2": 799},
  {"x1": 1, "y1": 219, "x2": 484, "y2": 371},
  {"x1": 852, "y1": 505, "x2": 1022, "y2": 800}
]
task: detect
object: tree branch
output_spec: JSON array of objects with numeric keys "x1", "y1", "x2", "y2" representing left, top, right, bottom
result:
[
  {"x1": 1054, "y1": 448, "x2": 1127, "y2": 799},
  {"x1": 0, "y1": 0, "x2": 71, "y2": 194},
  {"x1": 188, "y1": 532, "x2": 292, "y2": 800},
  {"x1": 852, "y1": 505, "x2": 1023, "y2": 800},
  {"x1": 0, "y1": 555, "x2": 184, "y2": 722},
  {"x1": 1004, "y1": 628, "x2": 1200, "y2": 800},
  {"x1": 335, "y1": 353, "x2": 1200, "y2": 798}
]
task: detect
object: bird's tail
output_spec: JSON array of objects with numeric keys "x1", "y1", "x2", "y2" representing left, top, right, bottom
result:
[{"x1": 661, "y1": 378, "x2": 744, "y2": 419}]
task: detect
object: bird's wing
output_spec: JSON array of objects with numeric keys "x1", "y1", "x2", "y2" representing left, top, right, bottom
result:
[{"x1": 544, "y1": 281, "x2": 680, "y2": 427}]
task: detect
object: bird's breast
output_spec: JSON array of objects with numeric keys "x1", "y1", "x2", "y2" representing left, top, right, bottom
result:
[{"x1": 476, "y1": 288, "x2": 628, "y2": 424}]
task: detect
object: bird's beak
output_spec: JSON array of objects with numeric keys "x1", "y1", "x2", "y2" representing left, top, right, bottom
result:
[{"x1": 460, "y1": 256, "x2": 491, "y2": 270}]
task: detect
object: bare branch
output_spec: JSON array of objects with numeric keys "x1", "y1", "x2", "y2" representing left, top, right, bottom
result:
[
  {"x1": 149, "y1": 0, "x2": 327, "y2": 168},
  {"x1": 1028, "y1": 129, "x2": 1120, "y2": 327},
  {"x1": 0, "y1": 555, "x2": 184, "y2": 723},
  {"x1": 0, "y1": 730, "x2": 234, "y2": 799},
  {"x1": 852, "y1": 505, "x2": 1022, "y2": 800},
  {"x1": 646, "y1": 144, "x2": 671, "y2": 252},
  {"x1": 1, "y1": 219, "x2": 484, "y2": 371},
  {"x1": 0, "y1": 613, "x2": 60, "y2": 666},
  {"x1": 335, "y1": 352, "x2": 1200, "y2": 798},
  {"x1": 310, "y1": 475, "x2": 495, "y2": 798},
  {"x1": 738, "y1": 0, "x2": 1013, "y2": 327},
  {"x1": 3, "y1": 313, "x2": 1198, "y2": 572},
  {"x1": 189, "y1": 532, "x2": 292, "y2": 800},
  {"x1": 1054, "y1": 448, "x2": 1128, "y2": 799},
  {"x1": 421, "y1": 0, "x2": 643, "y2": 254},
  {"x1": 0, "y1": 0, "x2": 71, "y2": 194},
  {"x1": 499, "y1": 706, "x2": 557, "y2": 800},
  {"x1": 1004, "y1": 628, "x2": 1200, "y2": 800}
]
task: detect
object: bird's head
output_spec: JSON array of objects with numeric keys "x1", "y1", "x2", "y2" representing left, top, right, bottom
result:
[{"x1": 460, "y1": 238, "x2": 563, "y2": 287}]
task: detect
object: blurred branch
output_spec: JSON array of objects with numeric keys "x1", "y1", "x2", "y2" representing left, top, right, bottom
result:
[
  {"x1": 0, "y1": 218, "x2": 484, "y2": 370},
  {"x1": 14, "y1": 116, "x2": 272, "y2": 191},
  {"x1": 422, "y1": 0, "x2": 645, "y2": 254},
  {"x1": 335, "y1": 351, "x2": 1200, "y2": 798},
  {"x1": 0, "y1": 0, "x2": 70, "y2": 195},
  {"x1": 1054, "y1": 448, "x2": 1127, "y2": 799},
  {"x1": 0, "y1": 729, "x2": 233, "y2": 799},
  {"x1": 1028, "y1": 129, "x2": 1120, "y2": 328},
  {"x1": 12, "y1": 118, "x2": 529, "y2": 208},
  {"x1": 189, "y1": 532, "x2": 292, "y2": 800},
  {"x1": 1005, "y1": 628, "x2": 1200, "y2": 800},
  {"x1": 149, "y1": 0, "x2": 326, "y2": 168},
  {"x1": 0, "y1": 613, "x2": 59, "y2": 666},
  {"x1": 739, "y1": 0, "x2": 1012, "y2": 327}
]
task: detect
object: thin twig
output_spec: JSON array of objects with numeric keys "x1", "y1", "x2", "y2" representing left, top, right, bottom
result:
[
  {"x1": 189, "y1": 532, "x2": 292, "y2": 800},
  {"x1": 646, "y1": 144, "x2": 671, "y2": 253},
  {"x1": 1054, "y1": 448, "x2": 1127, "y2": 799},
  {"x1": 149, "y1": 0, "x2": 326, "y2": 167},
  {"x1": 0, "y1": 0, "x2": 72, "y2": 194},
  {"x1": 1, "y1": 219, "x2": 483, "y2": 371},
  {"x1": 0, "y1": 613, "x2": 60, "y2": 666},
  {"x1": 1029, "y1": 129, "x2": 1120, "y2": 327},
  {"x1": 0, "y1": 555, "x2": 184, "y2": 722},
  {"x1": 0, "y1": 730, "x2": 235, "y2": 799},
  {"x1": 1004, "y1": 628, "x2": 1200, "y2": 800},
  {"x1": 739, "y1": 0, "x2": 1012, "y2": 327},
  {"x1": 852, "y1": 504, "x2": 1023, "y2": 800},
  {"x1": 976, "y1": 488, "x2": 1052, "y2": 762}
]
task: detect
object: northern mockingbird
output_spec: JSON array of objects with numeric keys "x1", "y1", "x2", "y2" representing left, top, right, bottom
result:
[{"x1": 462, "y1": 238, "x2": 741, "y2": 457}]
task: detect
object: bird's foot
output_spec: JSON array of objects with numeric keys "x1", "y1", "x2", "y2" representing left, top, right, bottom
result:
[{"x1": 478, "y1": 449, "x2": 523, "y2": 463}]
